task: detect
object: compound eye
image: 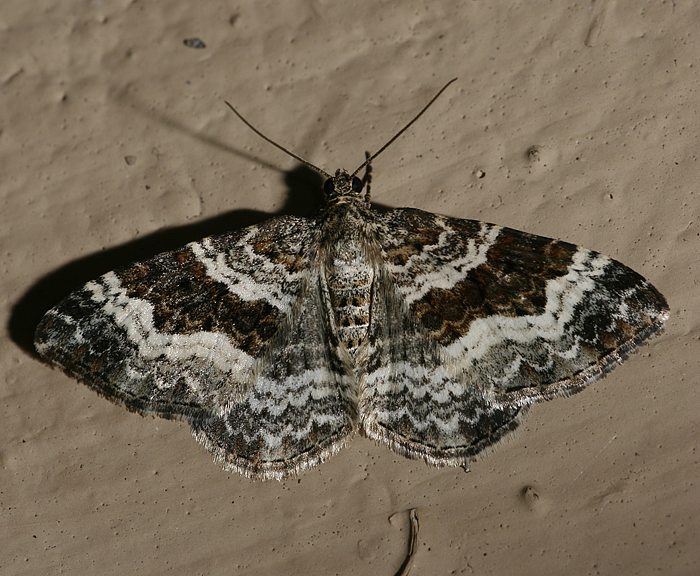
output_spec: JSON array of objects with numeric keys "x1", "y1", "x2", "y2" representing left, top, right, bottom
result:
[
  {"x1": 323, "y1": 178, "x2": 335, "y2": 195},
  {"x1": 351, "y1": 176, "x2": 363, "y2": 193}
]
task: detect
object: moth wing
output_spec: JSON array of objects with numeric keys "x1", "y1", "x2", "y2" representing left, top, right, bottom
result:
[
  {"x1": 35, "y1": 216, "x2": 317, "y2": 420},
  {"x1": 362, "y1": 208, "x2": 668, "y2": 466},
  {"x1": 192, "y1": 274, "x2": 357, "y2": 480},
  {"x1": 37, "y1": 215, "x2": 358, "y2": 478}
]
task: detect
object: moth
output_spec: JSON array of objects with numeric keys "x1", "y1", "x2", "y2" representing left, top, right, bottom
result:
[{"x1": 35, "y1": 80, "x2": 668, "y2": 479}]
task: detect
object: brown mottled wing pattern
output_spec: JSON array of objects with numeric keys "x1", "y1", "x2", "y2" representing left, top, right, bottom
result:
[
  {"x1": 192, "y1": 272, "x2": 357, "y2": 479},
  {"x1": 362, "y1": 208, "x2": 668, "y2": 467},
  {"x1": 35, "y1": 216, "x2": 356, "y2": 479}
]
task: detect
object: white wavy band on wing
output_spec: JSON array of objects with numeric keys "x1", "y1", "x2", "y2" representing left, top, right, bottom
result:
[
  {"x1": 87, "y1": 271, "x2": 255, "y2": 380},
  {"x1": 366, "y1": 363, "x2": 460, "y2": 401},
  {"x1": 224, "y1": 411, "x2": 348, "y2": 452},
  {"x1": 246, "y1": 369, "x2": 347, "y2": 417},
  {"x1": 366, "y1": 404, "x2": 462, "y2": 435},
  {"x1": 388, "y1": 222, "x2": 501, "y2": 305},
  {"x1": 189, "y1": 232, "x2": 304, "y2": 311},
  {"x1": 445, "y1": 249, "x2": 611, "y2": 363}
]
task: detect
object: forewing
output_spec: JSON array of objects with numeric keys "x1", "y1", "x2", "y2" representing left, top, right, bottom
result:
[
  {"x1": 35, "y1": 216, "x2": 315, "y2": 420},
  {"x1": 362, "y1": 208, "x2": 668, "y2": 466}
]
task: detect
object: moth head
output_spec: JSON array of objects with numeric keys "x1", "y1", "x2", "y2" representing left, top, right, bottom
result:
[{"x1": 323, "y1": 169, "x2": 364, "y2": 202}]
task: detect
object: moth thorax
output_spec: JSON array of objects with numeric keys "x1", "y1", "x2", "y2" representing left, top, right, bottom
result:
[{"x1": 325, "y1": 238, "x2": 374, "y2": 356}]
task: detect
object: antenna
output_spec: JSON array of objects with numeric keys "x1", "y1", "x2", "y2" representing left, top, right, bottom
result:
[
  {"x1": 224, "y1": 101, "x2": 331, "y2": 179},
  {"x1": 225, "y1": 78, "x2": 458, "y2": 182},
  {"x1": 351, "y1": 77, "x2": 458, "y2": 176}
]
